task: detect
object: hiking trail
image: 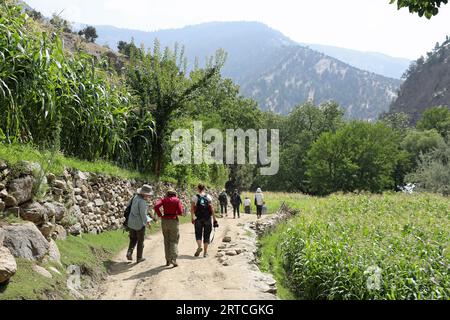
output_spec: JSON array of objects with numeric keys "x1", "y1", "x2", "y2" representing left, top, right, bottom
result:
[{"x1": 98, "y1": 212, "x2": 277, "y2": 300}]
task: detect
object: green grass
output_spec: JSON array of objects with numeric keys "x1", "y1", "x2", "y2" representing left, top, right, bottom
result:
[
  {"x1": 0, "y1": 142, "x2": 151, "y2": 180},
  {"x1": 258, "y1": 192, "x2": 450, "y2": 300},
  {"x1": 0, "y1": 259, "x2": 73, "y2": 300}
]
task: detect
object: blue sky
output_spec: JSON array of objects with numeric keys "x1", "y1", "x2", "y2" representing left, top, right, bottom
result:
[{"x1": 25, "y1": 0, "x2": 450, "y2": 59}]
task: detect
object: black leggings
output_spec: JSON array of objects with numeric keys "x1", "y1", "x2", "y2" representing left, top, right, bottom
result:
[
  {"x1": 220, "y1": 203, "x2": 227, "y2": 214},
  {"x1": 256, "y1": 205, "x2": 263, "y2": 217},
  {"x1": 195, "y1": 219, "x2": 212, "y2": 244}
]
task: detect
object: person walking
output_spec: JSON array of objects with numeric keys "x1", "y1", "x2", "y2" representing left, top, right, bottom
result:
[
  {"x1": 191, "y1": 184, "x2": 218, "y2": 258},
  {"x1": 153, "y1": 188, "x2": 184, "y2": 267},
  {"x1": 126, "y1": 184, "x2": 155, "y2": 263},
  {"x1": 244, "y1": 196, "x2": 252, "y2": 214},
  {"x1": 231, "y1": 189, "x2": 242, "y2": 219},
  {"x1": 218, "y1": 190, "x2": 228, "y2": 218},
  {"x1": 255, "y1": 188, "x2": 265, "y2": 219}
]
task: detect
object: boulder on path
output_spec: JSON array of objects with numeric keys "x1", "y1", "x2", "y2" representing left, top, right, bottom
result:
[
  {"x1": 222, "y1": 236, "x2": 232, "y2": 243},
  {"x1": 0, "y1": 246, "x2": 17, "y2": 284},
  {"x1": 32, "y1": 265, "x2": 52, "y2": 279},
  {"x1": 2, "y1": 222, "x2": 50, "y2": 261},
  {"x1": 8, "y1": 176, "x2": 35, "y2": 205}
]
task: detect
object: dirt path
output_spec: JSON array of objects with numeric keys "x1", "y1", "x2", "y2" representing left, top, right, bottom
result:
[{"x1": 98, "y1": 212, "x2": 277, "y2": 300}]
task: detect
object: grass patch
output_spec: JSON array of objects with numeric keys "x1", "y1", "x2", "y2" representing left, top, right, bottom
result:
[{"x1": 0, "y1": 259, "x2": 71, "y2": 300}]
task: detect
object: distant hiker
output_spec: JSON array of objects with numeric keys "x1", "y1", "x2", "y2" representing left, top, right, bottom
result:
[
  {"x1": 126, "y1": 185, "x2": 155, "y2": 263},
  {"x1": 244, "y1": 196, "x2": 251, "y2": 214},
  {"x1": 154, "y1": 188, "x2": 184, "y2": 267},
  {"x1": 255, "y1": 188, "x2": 265, "y2": 219},
  {"x1": 231, "y1": 189, "x2": 242, "y2": 219},
  {"x1": 218, "y1": 190, "x2": 228, "y2": 217},
  {"x1": 191, "y1": 184, "x2": 218, "y2": 258}
]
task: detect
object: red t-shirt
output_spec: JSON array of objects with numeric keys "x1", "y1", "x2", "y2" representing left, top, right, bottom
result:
[{"x1": 154, "y1": 196, "x2": 183, "y2": 220}]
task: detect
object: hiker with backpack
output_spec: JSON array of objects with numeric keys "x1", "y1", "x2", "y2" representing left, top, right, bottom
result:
[
  {"x1": 191, "y1": 184, "x2": 218, "y2": 258},
  {"x1": 153, "y1": 188, "x2": 184, "y2": 267},
  {"x1": 231, "y1": 189, "x2": 242, "y2": 219},
  {"x1": 255, "y1": 188, "x2": 265, "y2": 219},
  {"x1": 218, "y1": 190, "x2": 228, "y2": 217},
  {"x1": 125, "y1": 184, "x2": 155, "y2": 263}
]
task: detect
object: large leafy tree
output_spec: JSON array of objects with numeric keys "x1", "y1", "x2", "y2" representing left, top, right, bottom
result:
[
  {"x1": 126, "y1": 40, "x2": 225, "y2": 176},
  {"x1": 390, "y1": 0, "x2": 449, "y2": 18},
  {"x1": 306, "y1": 122, "x2": 401, "y2": 195},
  {"x1": 417, "y1": 106, "x2": 450, "y2": 138}
]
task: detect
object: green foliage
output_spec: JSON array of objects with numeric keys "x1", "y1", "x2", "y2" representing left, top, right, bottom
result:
[
  {"x1": 261, "y1": 192, "x2": 450, "y2": 300},
  {"x1": 417, "y1": 106, "x2": 450, "y2": 138},
  {"x1": 78, "y1": 26, "x2": 98, "y2": 43},
  {"x1": 406, "y1": 141, "x2": 450, "y2": 195},
  {"x1": 306, "y1": 122, "x2": 401, "y2": 195},
  {"x1": 401, "y1": 129, "x2": 445, "y2": 163},
  {"x1": 390, "y1": 0, "x2": 448, "y2": 18}
]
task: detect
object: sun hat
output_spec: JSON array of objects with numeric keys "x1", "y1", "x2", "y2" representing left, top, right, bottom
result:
[
  {"x1": 166, "y1": 188, "x2": 177, "y2": 196},
  {"x1": 137, "y1": 184, "x2": 154, "y2": 196},
  {"x1": 256, "y1": 188, "x2": 262, "y2": 193}
]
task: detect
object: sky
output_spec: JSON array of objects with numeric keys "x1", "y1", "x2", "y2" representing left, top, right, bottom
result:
[{"x1": 25, "y1": 0, "x2": 450, "y2": 60}]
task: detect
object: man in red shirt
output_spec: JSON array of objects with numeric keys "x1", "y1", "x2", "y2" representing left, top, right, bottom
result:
[{"x1": 154, "y1": 188, "x2": 184, "y2": 267}]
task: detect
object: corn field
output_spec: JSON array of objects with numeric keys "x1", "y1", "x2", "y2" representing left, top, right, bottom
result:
[{"x1": 259, "y1": 192, "x2": 449, "y2": 300}]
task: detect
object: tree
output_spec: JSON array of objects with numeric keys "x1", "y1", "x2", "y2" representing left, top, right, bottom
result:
[
  {"x1": 406, "y1": 141, "x2": 450, "y2": 195},
  {"x1": 417, "y1": 106, "x2": 450, "y2": 138},
  {"x1": 125, "y1": 40, "x2": 226, "y2": 176},
  {"x1": 306, "y1": 122, "x2": 401, "y2": 195},
  {"x1": 401, "y1": 129, "x2": 446, "y2": 163},
  {"x1": 49, "y1": 13, "x2": 72, "y2": 33},
  {"x1": 390, "y1": 0, "x2": 449, "y2": 18},
  {"x1": 78, "y1": 26, "x2": 98, "y2": 43}
]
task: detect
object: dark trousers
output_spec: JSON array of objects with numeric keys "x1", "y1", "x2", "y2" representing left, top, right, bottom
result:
[
  {"x1": 220, "y1": 203, "x2": 227, "y2": 215},
  {"x1": 233, "y1": 205, "x2": 240, "y2": 218},
  {"x1": 128, "y1": 227, "x2": 145, "y2": 260},
  {"x1": 256, "y1": 205, "x2": 263, "y2": 218}
]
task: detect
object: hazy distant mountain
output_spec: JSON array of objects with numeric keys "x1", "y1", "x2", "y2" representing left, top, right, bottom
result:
[
  {"x1": 302, "y1": 44, "x2": 410, "y2": 79},
  {"x1": 87, "y1": 21, "x2": 402, "y2": 119},
  {"x1": 389, "y1": 39, "x2": 450, "y2": 123}
]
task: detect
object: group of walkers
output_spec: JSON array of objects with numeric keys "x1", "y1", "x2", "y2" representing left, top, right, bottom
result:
[
  {"x1": 218, "y1": 188, "x2": 265, "y2": 219},
  {"x1": 124, "y1": 183, "x2": 265, "y2": 265}
]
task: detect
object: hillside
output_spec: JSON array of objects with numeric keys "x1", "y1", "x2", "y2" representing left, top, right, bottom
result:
[
  {"x1": 389, "y1": 39, "x2": 450, "y2": 123},
  {"x1": 303, "y1": 43, "x2": 410, "y2": 79},
  {"x1": 240, "y1": 46, "x2": 400, "y2": 119},
  {"x1": 91, "y1": 21, "x2": 402, "y2": 119}
]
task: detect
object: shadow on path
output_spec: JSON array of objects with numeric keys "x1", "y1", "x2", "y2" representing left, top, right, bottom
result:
[{"x1": 125, "y1": 265, "x2": 170, "y2": 281}]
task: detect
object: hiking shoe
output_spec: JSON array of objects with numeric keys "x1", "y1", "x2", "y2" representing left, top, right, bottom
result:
[
  {"x1": 203, "y1": 252, "x2": 209, "y2": 258},
  {"x1": 126, "y1": 252, "x2": 133, "y2": 261},
  {"x1": 172, "y1": 260, "x2": 178, "y2": 267},
  {"x1": 136, "y1": 258, "x2": 146, "y2": 264},
  {"x1": 194, "y1": 247, "x2": 203, "y2": 257},
  {"x1": 166, "y1": 260, "x2": 171, "y2": 267}
]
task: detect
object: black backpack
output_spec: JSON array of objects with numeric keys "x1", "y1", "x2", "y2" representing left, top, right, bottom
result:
[
  {"x1": 123, "y1": 195, "x2": 136, "y2": 230},
  {"x1": 195, "y1": 194, "x2": 211, "y2": 221},
  {"x1": 219, "y1": 192, "x2": 227, "y2": 203}
]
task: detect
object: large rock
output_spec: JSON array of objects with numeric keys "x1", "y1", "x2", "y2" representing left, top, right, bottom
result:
[
  {"x1": 52, "y1": 180, "x2": 66, "y2": 190},
  {"x1": 19, "y1": 202, "x2": 48, "y2": 225},
  {"x1": 39, "y1": 222, "x2": 55, "y2": 239},
  {"x1": 0, "y1": 246, "x2": 17, "y2": 284},
  {"x1": 0, "y1": 228, "x2": 5, "y2": 245},
  {"x1": 32, "y1": 265, "x2": 52, "y2": 279},
  {"x1": 68, "y1": 223, "x2": 82, "y2": 236},
  {"x1": 53, "y1": 203, "x2": 66, "y2": 222},
  {"x1": 2, "y1": 222, "x2": 50, "y2": 261},
  {"x1": 52, "y1": 225, "x2": 67, "y2": 241},
  {"x1": 8, "y1": 176, "x2": 35, "y2": 205},
  {"x1": 3, "y1": 195, "x2": 17, "y2": 208},
  {"x1": 0, "y1": 200, "x2": 5, "y2": 212},
  {"x1": 44, "y1": 240, "x2": 61, "y2": 265}
]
